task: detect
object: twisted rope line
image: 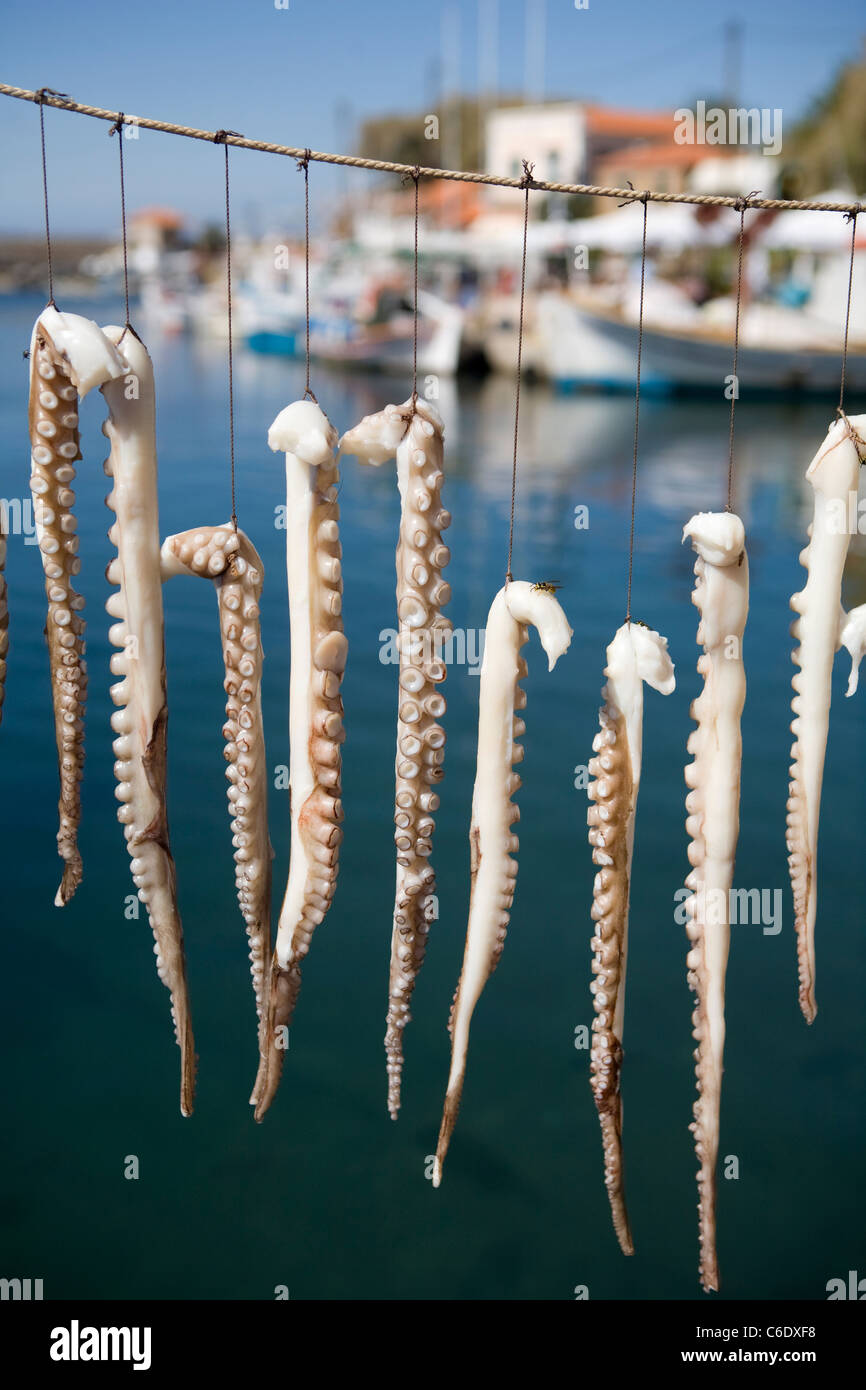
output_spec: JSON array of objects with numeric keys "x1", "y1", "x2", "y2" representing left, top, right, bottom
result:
[{"x1": 3, "y1": 84, "x2": 862, "y2": 215}]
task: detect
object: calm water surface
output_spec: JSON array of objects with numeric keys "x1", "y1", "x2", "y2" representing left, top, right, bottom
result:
[{"x1": 1, "y1": 294, "x2": 863, "y2": 1300}]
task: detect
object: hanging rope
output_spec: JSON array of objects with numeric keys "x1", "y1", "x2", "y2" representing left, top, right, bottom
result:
[
  {"x1": 214, "y1": 129, "x2": 241, "y2": 533},
  {"x1": 3, "y1": 83, "x2": 862, "y2": 216},
  {"x1": 505, "y1": 160, "x2": 534, "y2": 586},
  {"x1": 625, "y1": 192, "x2": 650, "y2": 624},
  {"x1": 725, "y1": 197, "x2": 750, "y2": 513},
  {"x1": 36, "y1": 88, "x2": 67, "y2": 307},
  {"x1": 297, "y1": 149, "x2": 317, "y2": 403},
  {"x1": 108, "y1": 113, "x2": 134, "y2": 338},
  {"x1": 411, "y1": 166, "x2": 420, "y2": 410},
  {"x1": 838, "y1": 207, "x2": 858, "y2": 422},
  {"x1": 836, "y1": 208, "x2": 866, "y2": 460}
]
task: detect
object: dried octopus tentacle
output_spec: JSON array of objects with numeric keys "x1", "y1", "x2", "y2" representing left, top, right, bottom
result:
[
  {"x1": 433, "y1": 581, "x2": 572, "y2": 1186},
  {"x1": 254, "y1": 400, "x2": 345, "y2": 1120},
  {"x1": 100, "y1": 326, "x2": 195, "y2": 1116},
  {"x1": 28, "y1": 307, "x2": 127, "y2": 904},
  {"x1": 786, "y1": 414, "x2": 866, "y2": 1023},
  {"x1": 160, "y1": 523, "x2": 273, "y2": 1100},
  {"x1": 340, "y1": 397, "x2": 451, "y2": 1118},
  {"x1": 682, "y1": 512, "x2": 748, "y2": 1293},
  {"x1": 587, "y1": 621, "x2": 675, "y2": 1256}
]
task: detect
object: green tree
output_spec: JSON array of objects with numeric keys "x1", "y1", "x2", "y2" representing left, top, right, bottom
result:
[{"x1": 786, "y1": 57, "x2": 866, "y2": 195}]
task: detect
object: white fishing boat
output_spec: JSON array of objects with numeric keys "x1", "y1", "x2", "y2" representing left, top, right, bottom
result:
[
  {"x1": 477, "y1": 193, "x2": 866, "y2": 393},
  {"x1": 246, "y1": 279, "x2": 464, "y2": 377},
  {"x1": 534, "y1": 289, "x2": 866, "y2": 393}
]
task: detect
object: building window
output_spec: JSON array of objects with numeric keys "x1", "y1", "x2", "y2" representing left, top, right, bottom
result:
[{"x1": 548, "y1": 149, "x2": 560, "y2": 181}]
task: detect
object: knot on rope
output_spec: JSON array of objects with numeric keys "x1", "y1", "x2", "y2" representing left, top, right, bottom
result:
[
  {"x1": 109, "y1": 111, "x2": 124, "y2": 137},
  {"x1": 35, "y1": 88, "x2": 69, "y2": 106},
  {"x1": 296, "y1": 148, "x2": 312, "y2": 172},
  {"x1": 213, "y1": 128, "x2": 242, "y2": 145},
  {"x1": 617, "y1": 179, "x2": 648, "y2": 209},
  {"x1": 519, "y1": 158, "x2": 536, "y2": 189},
  {"x1": 117, "y1": 323, "x2": 142, "y2": 347},
  {"x1": 836, "y1": 409, "x2": 866, "y2": 461},
  {"x1": 844, "y1": 203, "x2": 862, "y2": 224}
]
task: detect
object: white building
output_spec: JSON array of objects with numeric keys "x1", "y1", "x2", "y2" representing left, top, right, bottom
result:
[
  {"x1": 484, "y1": 102, "x2": 681, "y2": 214},
  {"x1": 484, "y1": 103, "x2": 587, "y2": 207},
  {"x1": 687, "y1": 151, "x2": 780, "y2": 197}
]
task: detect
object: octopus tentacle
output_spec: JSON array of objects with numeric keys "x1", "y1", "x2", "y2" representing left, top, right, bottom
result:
[
  {"x1": 587, "y1": 621, "x2": 675, "y2": 1256},
  {"x1": 100, "y1": 326, "x2": 195, "y2": 1116},
  {"x1": 28, "y1": 307, "x2": 126, "y2": 904},
  {"x1": 682, "y1": 512, "x2": 748, "y2": 1293},
  {"x1": 433, "y1": 581, "x2": 572, "y2": 1185},
  {"x1": 160, "y1": 523, "x2": 273, "y2": 1099},
  {"x1": 255, "y1": 400, "x2": 345, "y2": 1120},
  {"x1": 786, "y1": 414, "x2": 866, "y2": 1023},
  {"x1": 340, "y1": 397, "x2": 451, "y2": 1119}
]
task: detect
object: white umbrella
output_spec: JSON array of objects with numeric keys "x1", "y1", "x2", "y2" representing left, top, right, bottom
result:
[
  {"x1": 761, "y1": 189, "x2": 861, "y2": 251},
  {"x1": 555, "y1": 202, "x2": 733, "y2": 254}
]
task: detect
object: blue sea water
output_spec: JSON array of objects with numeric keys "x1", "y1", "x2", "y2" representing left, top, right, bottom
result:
[{"x1": 0, "y1": 293, "x2": 863, "y2": 1300}]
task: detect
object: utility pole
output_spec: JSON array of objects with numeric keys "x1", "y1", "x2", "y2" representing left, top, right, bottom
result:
[
  {"x1": 724, "y1": 19, "x2": 743, "y2": 108},
  {"x1": 334, "y1": 98, "x2": 353, "y2": 226},
  {"x1": 441, "y1": 3, "x2": 462, "y2": 172},
  {"x1": 477, "y1": 0, "x2": 499, "y2": 171},
  {"x1": 478, "y1": 0, "x2": 499, "y2": 95},
  {"x1": 524, "y1": 0, "x2": 546, "y2": 105}
]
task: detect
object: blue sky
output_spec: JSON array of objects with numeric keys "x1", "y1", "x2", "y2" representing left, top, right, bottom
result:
[{"x1": 0, "y1": 0, "x2": 860, "y2": 235}]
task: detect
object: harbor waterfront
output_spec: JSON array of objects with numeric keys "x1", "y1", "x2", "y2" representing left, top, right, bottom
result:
[{"x1": 0, "y1": 292, "x2": 863, "y2": 1299}]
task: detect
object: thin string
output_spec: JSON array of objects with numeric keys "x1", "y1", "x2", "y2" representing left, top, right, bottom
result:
[
  {"x1": 625, "y1": 193, "x2": 650, "y2": 624},
  {"x1": 297, "y1": 150, "x2": 317, "y2": 403},
  {"x1": 411, "y1": 167, "x2": 420, "y2": 409},
  {"x1": 4, "y1": 85, "x2": 862, "y2": 215},
  {"x1": 36, "y1": 88, "x2": 66, "y2": 307},
  {"x1": 109, "y1": 113, "x2": 133, "y2": 336},
  {"x1": 838, "y1": 207, "x2": 858, "y2": 420},
  {"x1": 215, "y1": 130, "x2": 241, "y2": 532},
  {"x1": 726, "y1": 197, "x2": 750, "y2": 512},
  {"x1": 506, "y1": 161, "x2": 534, "y2": 585}
]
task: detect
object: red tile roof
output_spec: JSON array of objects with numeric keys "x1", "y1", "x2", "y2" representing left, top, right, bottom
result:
[
  {"x1": 130, "y1": 207, "x2": 185, "y2": 228},
  {"x1": 420, "y1": 179, "x2": 483, "y2": 225},
  {"x1": 598, "y1": 139, "x2": 733, "y2": 168},
  {"x1": 584, "y1": 104, "x2": 674, "y2": 139}
]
